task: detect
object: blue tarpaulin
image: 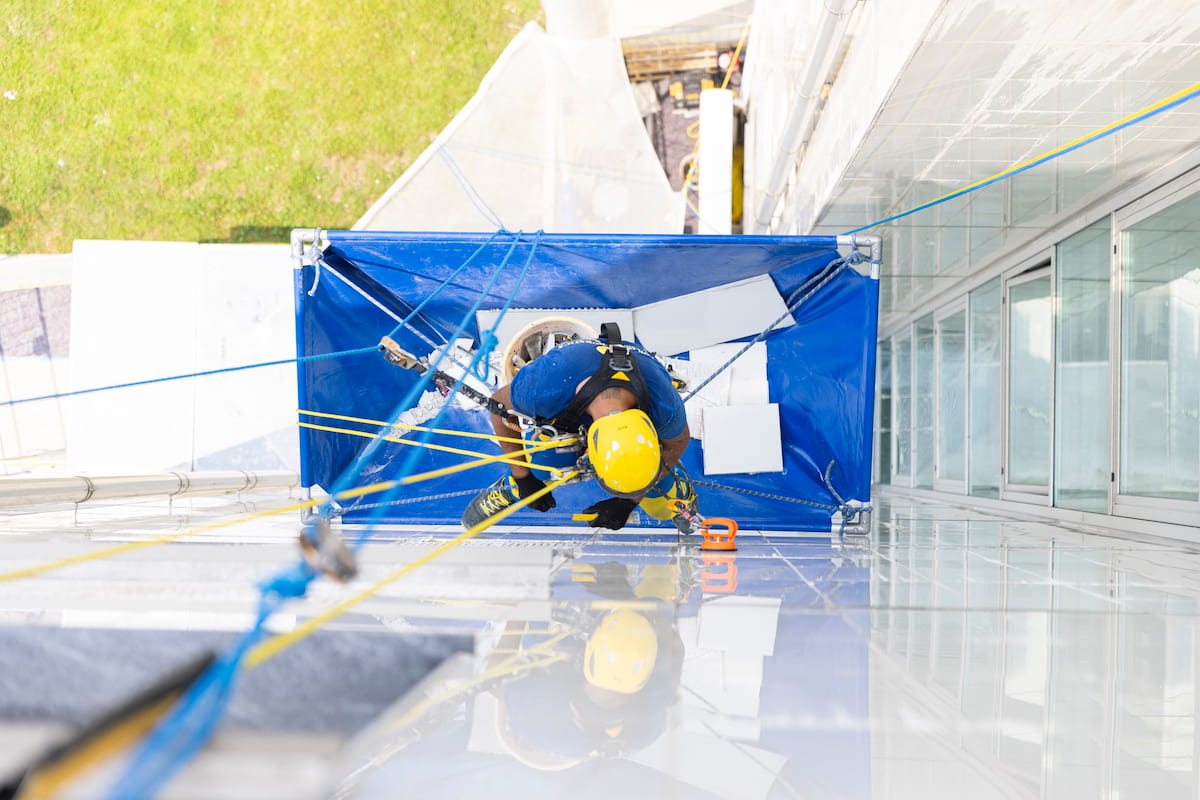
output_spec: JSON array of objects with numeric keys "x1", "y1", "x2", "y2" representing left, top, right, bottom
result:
[{"x1": 295, "y1": 231, "x2": 878, "y2": 531}]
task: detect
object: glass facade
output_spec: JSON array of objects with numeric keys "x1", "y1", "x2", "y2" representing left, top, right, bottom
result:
[
  {"x1": 1055, "y1": 221, "x2": 1111, "y2": 512},
  {"x1": 881, "y1": 175, "x2": 1200, "y2": 525},
  {"x1": 969, "y1": 278, "x2": 1002, "y2": 497},
  {"x1": 1120, "y1": 192, "x2": 1200, "y2": 501}
]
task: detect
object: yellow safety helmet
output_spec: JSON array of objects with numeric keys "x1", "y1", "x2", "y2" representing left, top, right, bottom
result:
[
  {"x1": 588, "y1": 409, "x2": 661, "y2": 497},
  {"x1": 584, "y1": 610, "x2": 659, "y2": 694}
]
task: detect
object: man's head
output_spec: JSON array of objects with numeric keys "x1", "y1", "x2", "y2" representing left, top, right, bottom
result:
[{"x1": 586, "y1": 393, "x2": 662, "y2": 497}]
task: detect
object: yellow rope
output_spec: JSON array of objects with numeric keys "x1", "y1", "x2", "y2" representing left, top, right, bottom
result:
[
  {"x1": 298, "y1": 408, "x2": 528, "y2": 446},
  {"x1": 384, "y1": 650, "x2": 567, "y2": 734},
  {"x1": 15, "y1": 695, "x2": 179, "y2": 800},
  {"x1": 332, "y1": 647, "x2": 570, "y2": 791},
  {"x1": 364, "y1": 627, "x2": 573, "y2": 748},
  {"x1": 719, "y1": 18, "x2": 750, "y2": 92},
  {"x1": 245, "y1": 471, "x2": 578, "y2": 668},
  {"x1": 685, "y1": 15, "x2": 750, "y2": 187},
  {"x1": 399, "y1": 437, "x2": 570, "y2": 485},
  {"x1": 296, "y1": 421, "x2": 563, "y2": 476},
  {"x1": 850, "y1": 77, "x2": 1200, "y2": 231},
  {"x1": 0, "y1": 481, "x2": 401, "y2": 584},
  {"x1": 947, "y1": 79, "x2": 1200, "y2": 201}
]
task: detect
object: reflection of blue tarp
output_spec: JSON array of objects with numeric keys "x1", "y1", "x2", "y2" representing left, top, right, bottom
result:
[{"x1": 295, "y1": 231, "x2": 878, "y2": 531}]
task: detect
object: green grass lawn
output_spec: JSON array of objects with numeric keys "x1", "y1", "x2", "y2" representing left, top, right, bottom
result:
[{"x1": 0, "y1": 0, "x2": 543, "y2": 253}]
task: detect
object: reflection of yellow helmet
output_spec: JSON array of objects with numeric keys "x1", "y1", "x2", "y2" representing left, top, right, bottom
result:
[
  {"x1": 589, "y1": 409, "x2": 661, "y2": 497},
  {"x1": 584, "y1": 610, "x2": 658, "y2": 694}
]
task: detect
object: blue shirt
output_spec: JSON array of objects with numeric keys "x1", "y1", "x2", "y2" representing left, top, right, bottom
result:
[{"x1": 509, "y1": 339, "x2": 687, "y2": 439}]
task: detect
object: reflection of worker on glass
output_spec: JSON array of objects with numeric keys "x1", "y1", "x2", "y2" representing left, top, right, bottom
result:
[
  {"x1": 461, "y1": 323, "x2": 697, "y2": 531},
  {"x1": 491, "y1": 561, "x2": 686, "y2": 765}
]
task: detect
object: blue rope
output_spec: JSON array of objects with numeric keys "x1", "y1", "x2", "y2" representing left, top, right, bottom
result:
[
  {"x1": 385, "y1": 229, "x2": 505, "y2": 340},
  {"x1": 322, "y1": 231, "x2": 529, "y2": 510},
  {"x1": 1, "y1": 231, "x2": 508, "y2": 410},
  {"x1": 470, "y1": 231, "x2": 540, "y2": 382},
  {"x1": 349, "y1": 230, "x2": 544, "y2": 550},
  {"x1": 841, "y1": 83, "x2": 1200, "y2": 235},
  {"x1": 101, "y1": 564, "x2": 314, "y2": 800},
  {"x1": 0, "y1": 346, "x2": 379, "y2": 408},
  {"x1": 100, "y1": 230, "x2": 541, "y2": 800},
  {"x1": 682, "y1": 253, "x2": 856, "y2": 403},
  {"x1": 821, "y1": 459, "x2": 872, "y2": 535},
  {"x1": 436, "y1": 145, "x2": 507, "y2": 231}
]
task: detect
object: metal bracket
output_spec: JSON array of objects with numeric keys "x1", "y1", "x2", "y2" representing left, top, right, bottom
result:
[
  {"x1": 830, "y1": 499, "x2": 872, "y2": 536},
  {"x1": 291, "y1": 228, "x2": 327, "y2": 267},
  {"x1": 836, "y1": 234, "x2": 882, "y2": 279}
]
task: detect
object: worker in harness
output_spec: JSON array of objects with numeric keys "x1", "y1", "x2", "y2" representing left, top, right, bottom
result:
[{"x1": 461, "y1": 323, "x2": 695, "y2": 530}]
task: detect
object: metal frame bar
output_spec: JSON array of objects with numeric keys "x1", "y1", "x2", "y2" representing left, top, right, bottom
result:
[
  {"x1": 933, "y1": 301, "x2": 969, "y2": 495},
  {"x1": 1000, "y1": 262, "x2": 1054, "y2": 504},
  {"x1": 891, "y1": 330, "x2": 914, "y2": 487}
]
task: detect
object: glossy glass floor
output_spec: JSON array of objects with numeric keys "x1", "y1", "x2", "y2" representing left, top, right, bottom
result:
[{"x1": 1, "y1": 492, "x2": 1197, "y2": 799}]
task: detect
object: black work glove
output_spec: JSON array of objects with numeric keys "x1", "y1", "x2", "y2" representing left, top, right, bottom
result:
[
  {"x1": 514, "y1": 473, "x2": 556, "y2": 512},
  {"x1": 582, "y1": 497, "x2": 639, "y2": 530}
]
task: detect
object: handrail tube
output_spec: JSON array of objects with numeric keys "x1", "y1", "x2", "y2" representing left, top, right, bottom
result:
[{"x1": 0, "y1": 470, "x2": 299, "y2": 508}]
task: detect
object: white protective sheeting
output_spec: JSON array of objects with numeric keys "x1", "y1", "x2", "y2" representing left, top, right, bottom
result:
[
  {"x1": 356, "y1": 23, "x2": 683, "y2": 235},
  {"x1": 701, "y1": 403, "x2": 784, "y2": 475},
  {"x1": 631, "y1": 273, "x2": 792, "y2": 356},
  {"x1": 68, "y1": 241, "x2": 298, "y2": 473}
]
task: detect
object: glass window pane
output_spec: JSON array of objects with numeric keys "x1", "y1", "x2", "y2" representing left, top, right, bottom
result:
[
  {"x1": 970, "y1": 278, "x2": 1002, "y2": 497},
  {"x1": 1008, "y1": 275, "x2": 1052, "y2": 487},
  {"x1": 1055, "y1": 220, "x2": 1111, "y2": 512},
  {"x1": 877, "y1": 339, "x2": 892, "y2": 484},
  {"x1": 939, "y1": 194, "x2": 968, "y2": 270},
  {"x1": 938, "y1": 311, "x2": 967, "y2": 484},
  {"x1": 1120, "y1": 191, "x2": 1200, "y2": 500},
  {"x1": 914, "y1": 315, "x2": 936, "y2": 489},
  {"x1": 895, "y1": 336, "x2": 912, "y2": 480},
  {"x1": 970, "y1": 183, "x2": 1005, "y2": 265},
  {"x1": 1011, "y1": 166, "x2": 1055, "y2": 228}
]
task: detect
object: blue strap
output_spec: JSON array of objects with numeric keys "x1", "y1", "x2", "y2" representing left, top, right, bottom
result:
[{"x1": 101, "y1": 230, "x2": 546, "y2": 800}]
